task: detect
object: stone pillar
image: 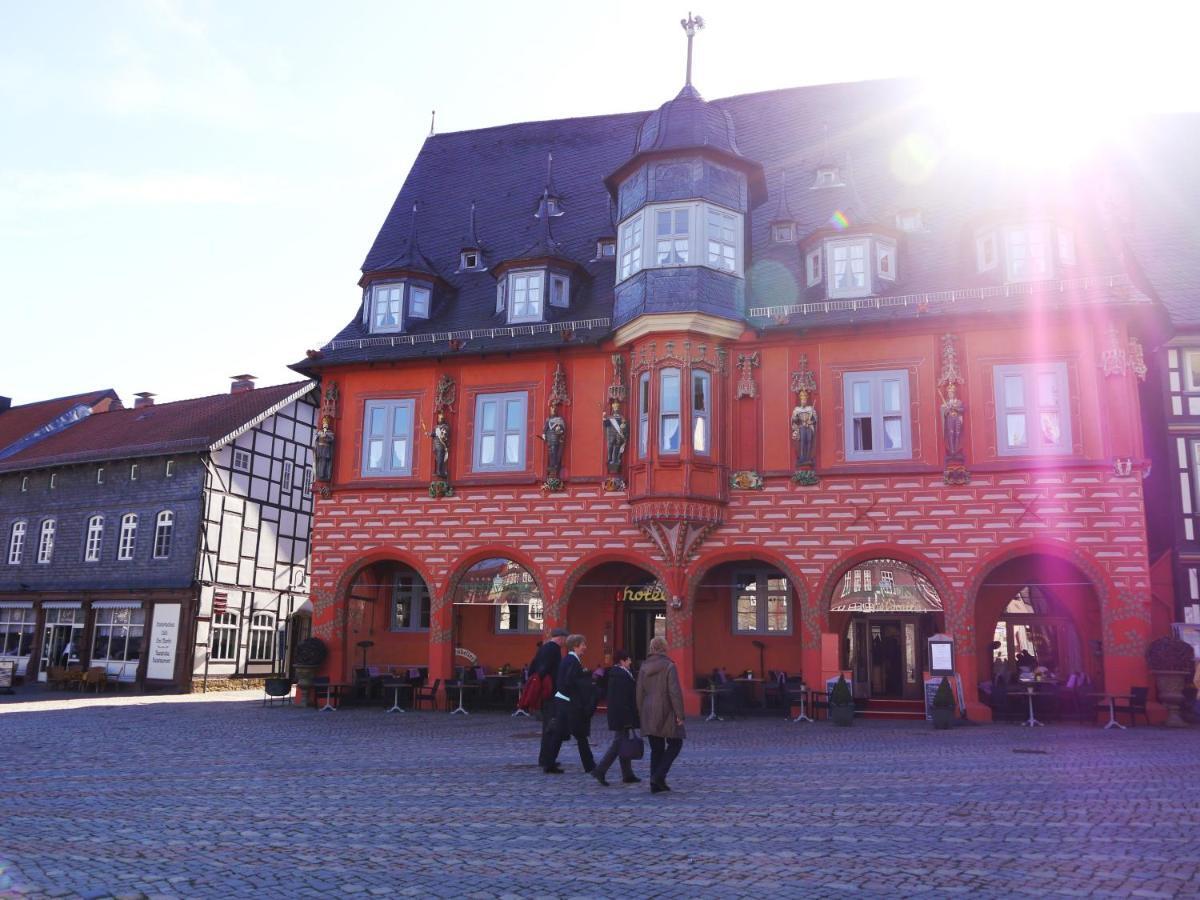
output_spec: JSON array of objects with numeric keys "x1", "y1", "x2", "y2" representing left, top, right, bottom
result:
[
  {"x1": 427, "y1": 591, "x2": 454, "y2": 683},
  {"x1": 665, "y1": 567, "x2": 701, "y2": 716}
]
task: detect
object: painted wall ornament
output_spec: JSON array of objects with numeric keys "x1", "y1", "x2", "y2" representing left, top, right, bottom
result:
[
  {"x1": 428, "y1": 374, "x2": 456, "y2": 498},
  {"x1": 730, "y1": 470, "x2": 764, "y2": 491},
  {"x1": 938, "y1": 334, "x2": 970, "y2": 485},
  {"x1": 789, "y1": 355, "x2": 818, "y2": 484},
  {"x1": 314, "y1": 416, "x2": 335, "y2": 485},
  {"x1": 540, "y1": 403, "x2": 567, "y2": 492},
  {"x1": 736, "y1": 352, "x2": 760, "y2": 399},
  {"x1": 603, "y1": 400, "x2": 628, "y2": 490},
  {"x1": 320, "y1": 381, "x2": 339, "y2": 420}
]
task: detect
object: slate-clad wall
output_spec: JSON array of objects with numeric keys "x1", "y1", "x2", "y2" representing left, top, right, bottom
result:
[
  {"x1": 614, "y1": 268, "x2": 744, "y2": 326},
  {"x1": 0, "y1": 455, "x2": 204, "y2": 592}
]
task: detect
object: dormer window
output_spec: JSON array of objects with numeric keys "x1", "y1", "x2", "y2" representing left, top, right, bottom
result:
[
  {"x1": 409, "y1": 284, "x2": 431, "y2": 319},
  {"x1": 596, "y1": 238, "x2": 616, "y2": 259},
  {"x1": 806, "y1": 248, "x2": 822, "y2": 287},
  {"x1": 976, "y1": 221, "x2": 1073, "y2": 281},
  {"x1": 1057, "y1": 227, "x2": 1076, "y2": 266},
  {"x1": 507, "y1": 270, "x2": 544, "y2": 323},
  {"x1": 771, "y1": 222, "x2": 797, "y2": 243},
  {"x1": 807, "y1": 233, "x2": 896, "y2": 298},
  {"x1": 549, "y1": 273, "x2": 570, "y2": 308},
  {"x1": 1005, "y1": 225, "x2": 1051, "y2": 282},
  {"x1": 460, "y1": 250, "x2": 482, "y2": 271},
  {"x1": 828, "y1": 238, "x2": 869, "y2": 299},
  {"x1": 895, "y1": 209, "x2": 923, "y2": 233},
  {"x1": 811, "y1": 167, "x2": 843, "y2": 189},
  {"x1": 976, "y1": 232, "x2": 998, "y2": 272},
  {"x1": 876, "y1": 240, "x2": 896, "y2": 281},
  {"x1": 545, "y1": 197, "x2": 563, "y2": 217},
  {"x1": 367, "y1": 279, "x2": 434, "y2": 333},
  {"x1": 617, "y1": 201, "x2": 744, "y2": 283}
]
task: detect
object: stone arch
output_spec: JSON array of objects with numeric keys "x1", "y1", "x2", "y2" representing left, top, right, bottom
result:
[
  {"x1": 560, "y1": 549, "x2": 665, "y2": 664},
  {"x1": 816, "y1": 545, "x2": 958, "y2": 628},
  {"x1": 441, "y1": 545, "x2": 551, "y2": 647},
  {"x1": 558, "y1": 549, "x2": 668, "y2": 620}
]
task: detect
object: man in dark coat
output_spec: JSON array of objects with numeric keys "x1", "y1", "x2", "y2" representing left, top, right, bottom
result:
[
  {"x1": 543, "y1": 634, "x2": 596, "y2": 774},
  {"x1": 534, "y1": 628, "x2": 568, "y2": 773},
  {"x1": 590, "y1": 650, "x2": 641, "y2": 786}
]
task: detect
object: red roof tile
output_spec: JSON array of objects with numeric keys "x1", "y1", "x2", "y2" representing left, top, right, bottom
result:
[{"x1": 0, "y1": 389, "x2": 119, "y2": 454}]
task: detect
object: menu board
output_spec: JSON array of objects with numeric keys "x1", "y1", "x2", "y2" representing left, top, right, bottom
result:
[
  {"x1": 146, "y1": 603, "x2": 181, "y2": 680},
  {"x1": 0, "y1": 659, "x2": 14, "y2": 691},
  {"x1": 924, "y1": 677, "x2": 949, "y2": 721}
]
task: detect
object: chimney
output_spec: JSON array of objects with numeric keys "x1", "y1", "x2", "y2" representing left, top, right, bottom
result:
[
  {"x1": 230, "y1": 374, "x2": 257, "y2": 394},
  {"x1": 133, "y1": 392, "x2": 156, "y2": 409},
  {"x1": 0, "y1": 396, "x2": 10, "y2": 413}
]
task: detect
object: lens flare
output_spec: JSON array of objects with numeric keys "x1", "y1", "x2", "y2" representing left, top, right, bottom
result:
[
  {"x1": 829, "y1": 210, "x2": 850, "y2": 230},
  {"x1": 890, "y1": 131, "x2": 941, "y2": 185}
]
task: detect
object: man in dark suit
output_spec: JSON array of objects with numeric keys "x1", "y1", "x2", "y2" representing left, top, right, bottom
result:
[
  {"x1": 543, "y1": 634, "x2": 596, "y2": 774},
  {"x1": 534, "y1": 628, "x2": 568, "y2": 773},
  {"x1": 590, "y1": 649, "x2": 641, "y2": 786}
]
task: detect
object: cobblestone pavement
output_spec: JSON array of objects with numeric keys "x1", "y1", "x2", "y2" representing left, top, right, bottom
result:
[{"x1": 2, "y1": 691, "x2": 1199, "y2": 899}]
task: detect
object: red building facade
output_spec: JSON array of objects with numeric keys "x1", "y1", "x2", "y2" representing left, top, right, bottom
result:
[{"x1": 296, "y1": 76, "x2": 1160, "y2": 718}]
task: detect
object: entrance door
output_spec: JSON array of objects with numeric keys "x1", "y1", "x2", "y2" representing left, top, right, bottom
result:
[
  {"x1": 847, "y1": 615, "x2": 928, "y2": 700},
  {"x1": 38, "y1": 609, "x2": 84, "y2": 682},
  {"x1": 626, "y1": 605, "x2": 666, "y2": 665}
]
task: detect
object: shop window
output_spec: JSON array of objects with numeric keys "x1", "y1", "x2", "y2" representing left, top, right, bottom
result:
[
  {"x1": 210, "y1": 612, "x2": 238, "y2": 661},
  {"x1": 843, "y1": 370, "x2": 912, "y2": 461},
  {"x1": 993, "y1": 363, "x2": 1071, "y2": 456},
  {"x1": 117, "y1": 513, "x2": 137, "y2": 561},
  {"x1": 637, "y1": 372, "x2": 651, "y2": 459},
  {"x1": 0, "y1": 607, "x2": 34, "y2": 659},
  {"x1": 732, "y1": 572, "x2": 792, "y2": 634},
  {"x1": 692, "y1": 371, "x2": 711, "y2": 455},
  {"x1": 362, "y1": 399, "x2": 416, "y2": 477},
  {"x1": 8, "y1": 521, "x2": 26, "y2": 565},
  {"x1": 392, "y1": 573, "x2": 431, "y2": 631},
  {"x1": 659, "y1": 368, "x2": 681, "y2": 454},
  {"x1": 153, "y1": 511, "x2": 174, "y2": 559},
  {"x1": 248, "y1": 613, "x2": 275, "y2": 662},
  {"x1": 37, "y1": 519, "x2": 55, "y2": 564},
  {"x1": 473, "y1": 391, "x2": 527, "y2": 472},
  {"x1": 84, "y1": 515, "x2": 104, "y2": 563},
  {"x1": 92, "y1": 607, "x2": 145, "y2": 665}
]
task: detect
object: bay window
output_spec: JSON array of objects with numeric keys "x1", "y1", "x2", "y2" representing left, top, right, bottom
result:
[
  {"x1": 617, "y1": 201, "x2": 743, "y2": 283},
  {"x1": 1005, "y1": 225, "x2": 1052, "y2": 282},
  {"x1": 829, "y1": 239, "x2": 869, "y2": 299},
  {"x1": 655, "y1": 207, "x2": 691, "y2": 266},
  {"x1": 638, "y1": 372, "x2": 650, "y2": 458},
  {"x1": 508, "y1": 271, "x2": 544, "y2": 323},
  {"x1": 619, "y1": 216, "x2": 643, "y2": 279},
  {"x1": 692, "y1": 371, "x2": 711, "y2": 455},
  {"x1": 659, "y1": 368, "x2": 682, "y2": 454}
]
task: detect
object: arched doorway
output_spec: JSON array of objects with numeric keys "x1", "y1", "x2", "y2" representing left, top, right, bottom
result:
[
  {"x1": 342, "y1": 559, "x2": 432, "y2": 675},
  {"x1": 565, "y1": 560, "x2": 662, "y2": 668},
  {"x1": 451, "y1": 557, "x2": 544, "y2": 674},
  {"x1": 829, "y1": 558, "x2": 944, "y2": 701}
]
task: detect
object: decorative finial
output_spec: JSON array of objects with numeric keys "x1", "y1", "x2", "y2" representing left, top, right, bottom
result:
[
  {"x1": 680, "y1": 12, "x2": 705, "y2": 88},
  {"x1": 429, "y1": 110, "x2": 436, "y2": 136}
]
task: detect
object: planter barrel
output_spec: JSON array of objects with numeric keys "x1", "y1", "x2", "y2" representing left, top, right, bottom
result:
[
  {"x1": 1152, "y1": 671, "x2": 1190, "y2": 728},
  {"x1": 831, "y1": 705, "x2": 854, "y2": 727},
  {"x1": 294, "y1": 665, "x2": 319, "y2": 706}
]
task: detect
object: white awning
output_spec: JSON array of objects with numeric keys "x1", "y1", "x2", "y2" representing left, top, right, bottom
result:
[
  {"x1": 0, "y1": 601, "x2": 33, "y2": 609},
  {"x1": 91, "y1": 600, "x2": 142, "y2": 609},
  {"x1": 42, "y1": 601, "x2": 82, "y2": 609}
]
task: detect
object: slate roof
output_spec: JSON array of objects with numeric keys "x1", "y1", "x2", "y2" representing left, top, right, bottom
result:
[
  {"x1": 296, "y1": 77, "x2": 1160, "y2": 373},
  {"x1": 0, "y1": 389, "x2": 119, "y2": 456},
  {"x1": 0, "y1": 382, "x2": 314, "y2": 474}
]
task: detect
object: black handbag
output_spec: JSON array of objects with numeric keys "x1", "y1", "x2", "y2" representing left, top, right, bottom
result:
[{"x1": 618, "y1": 729, "x2": 645, "y2": 760}]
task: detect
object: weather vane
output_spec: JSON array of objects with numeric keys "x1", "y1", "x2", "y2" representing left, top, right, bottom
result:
[{"x1": 680, "y1": 12, "x2": 705, "y2": 88}]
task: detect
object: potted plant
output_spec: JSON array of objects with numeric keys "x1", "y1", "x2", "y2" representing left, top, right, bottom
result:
[
  {"x1": 829, "y1": 673, "x2": 854, "y2": 726},
  {"x1": 1146, "y1": 636, "x2": 1195, "y2": 728},
  {"x1": 293, "y1": 637, "x2": 327, "y2": 704},
  {"x1": 931, "y1": 676, "x2": 955, "y2": 730}
]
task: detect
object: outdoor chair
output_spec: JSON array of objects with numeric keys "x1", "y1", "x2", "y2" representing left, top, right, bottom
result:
[
  {"x1": 1112, "y1": 686, "x2": 1150, "y2": 727},
  {"x1": 262, "y1": 677, "x2": 293, "y2": 707},
  {"x1": 763, "y1": 670, "x2": 785, "y2": 710},
  {"x1": 81, "y1": 666, "x2": 107, "y2": 693},
  {"x1": 710, "y1": 671, "x2": 740, "y2": 718},
  {"x1": 413, "y1": 678, "x2": 441, "y2": 711}
]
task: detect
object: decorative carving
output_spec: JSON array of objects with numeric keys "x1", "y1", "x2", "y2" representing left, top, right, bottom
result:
[
  {"x1": 730, "y1": 470, "x2": 764, "y2": 490},
  {"x1": 549, "y1": 362, "x2": 571, "y2": 409},
  {"x1": 603, "y1": 400, "x2": 628, "y2": 475},
  {"x1": 736, "y1": 352, "x2": 760, "y2": 399},
  {"x1": 429, "y1": 411, "x2": 452, "y2": 491},
  {"x1": 540, "y1": 402, "x2": 567, "y2": 486},
  {"x1": 790, "y1": 470, "x2": 819, "y2": 487},
  {"x1": 434, "y1": 374, "x2": 456, "y2": 413},
  {"x1": 1101, "y1": 324, "x2": 1128, "y2": 377},
  {"x1": 632, "y1": 499, "x2": 723, "y2": 568},
  {"x1": 937, "y1": 334, "x2": 969, "y2": 484},
  {"x1": 1113, "y1": 457, "x2": 1133, "y2": 478},
  {"x1": 320, "y1": 381, "x2": 339, "y2": 420},
  {"x1": 789, "y1": 355, "x2": 818, "y2": 478},
  {"x1": 314, "y1": 416, "x2": 335, "y2": 483},
  {"x1": 1128, "y1": 337, "x2": 1147, "y2": 382},
  {"x1": 607, "y1": 354, "x2": 627, "y2": 404}
]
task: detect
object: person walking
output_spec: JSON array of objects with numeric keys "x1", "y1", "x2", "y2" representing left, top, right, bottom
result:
[
  {"x1": 533, "y1": 628, "x2": 568, "y2": 774},
  {"x1": 636, "y1": 636, "x2": 685, "y2": 794},
  {"x1": 545, "y1": 634, "x2": 596, "y2": 774},
  {"x1": 590, "y1": 650, "x2": 641, "y2": 786}
]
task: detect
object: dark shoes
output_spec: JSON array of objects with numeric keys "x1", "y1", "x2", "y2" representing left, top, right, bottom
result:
[
  {"x1": 544, "y1": 764, "x2": 565, "y2": 774},
  {"x1": 591, "y1": 771, "x2": 609, "y2": 786},
  {"x1": 622, "y1": 775, "x2": 642, "y2": 784},
  {"x1": 650, "y1": 781, "x2": 667, "y2": 794}
]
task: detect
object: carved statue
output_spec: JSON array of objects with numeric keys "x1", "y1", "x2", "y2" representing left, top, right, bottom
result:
[
  {"x1": 790, "y1": 389, "x2": 818, "y2": 468},
  {"x1": 540, "y1": 402, "x2": 567, "y2": 479},
  {"x1": 314, "y1": 417, "x2": 335, "y2": 482},
  {"x1": 430, "y1": 411, "x2": 451, "y2": 479},
  {"x1": 940, "y1": 381, "x2": 965, "y2": 462},
  {"x1": 603, "y1": 401, "x2": 628, "y2": 474}
]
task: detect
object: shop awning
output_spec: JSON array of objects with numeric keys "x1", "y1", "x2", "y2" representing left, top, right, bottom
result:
[
  {"x1": 91, "y1": 600, "x2": 142, "y2": 609},
  {"x1": 42, "y1": 601, "x2": 82, "y2": 609},
  {"x1": 0, "y1": 601, "x2": 33, "y2": 608}
]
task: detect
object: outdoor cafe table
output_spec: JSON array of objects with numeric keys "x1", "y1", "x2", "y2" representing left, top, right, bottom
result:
[
  {"x1": 790, "y1": 686, "x2": 813, "y2": 723},
  {"x1": 381, "y1": 679, "x2": 413, "y2": 713},
  {"x1": 312, "y1": 682, "x2": 351, "y2": 712},
  {"x1": 697, "y1": 686, "x2": 724, "y2": 722},
  {"x1": 1019, "y1": 681, "x2": 1059, "y2": 727},
  {"x1": 447, "y1": 680, "x2": 480, "y2": 715},
  {"x1": 1089, "y1": 692, "x2": 1132, "y2": 730},
  {"x1": 733, "y1": 677, "x2": 764, "y2": 708}
]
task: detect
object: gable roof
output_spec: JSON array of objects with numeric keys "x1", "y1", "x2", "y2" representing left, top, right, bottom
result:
[
  {"x1": 0, "y1": 382, "x2": 315, "y2": 474},
  {"x1": 0, "y1": 389, "x2": 120, "y2": 459},
  {"x1": 296, "y1": 77, "x2": 1153, "y2": 373}
]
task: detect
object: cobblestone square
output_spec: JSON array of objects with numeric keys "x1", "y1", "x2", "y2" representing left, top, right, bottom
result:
[{"x1": 2, "y1": 691, "x2": 1199, "y2": 899}]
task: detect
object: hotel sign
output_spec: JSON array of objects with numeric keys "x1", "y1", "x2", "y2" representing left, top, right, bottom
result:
[{"x1": 620, "y1": 583, "x2": 667, "y2": 604}]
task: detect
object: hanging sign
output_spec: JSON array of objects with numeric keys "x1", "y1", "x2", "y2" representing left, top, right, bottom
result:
[
  {"x1": 213, "y1": 592, "x2": 228, "y2": 615},
  {"x1": 146, "y1": 603, "x2": 181, "y2": 680},
  {"x1": 620, "y1": 583, "x2": 668, "y2": 604},
  {"x1": 454, "y1": 647, "x2": 478, "y2": 664}
]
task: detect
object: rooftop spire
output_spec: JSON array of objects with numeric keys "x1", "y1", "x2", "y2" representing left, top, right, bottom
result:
[
  {"x1": 429, "y1": 110, "x2": 436, "y2": 136},
  {"x1": 680, "y1": 12, "x2": 705, "y2": 89}
]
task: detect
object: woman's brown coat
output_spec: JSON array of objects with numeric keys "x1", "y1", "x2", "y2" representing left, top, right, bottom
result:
[{"x1": 636, "y1": 651, "x2": 686, "y2": 739}]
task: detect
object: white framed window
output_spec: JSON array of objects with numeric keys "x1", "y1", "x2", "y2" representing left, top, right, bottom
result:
[
  {"x1": 8, "y1": 521, "x2": 26, "y2": 565},
  {"x1": 49, "y1": 473, "x2": 56, "y2": 490},
  {"x1": 495, "y1": 279, "x2": 506, "y2": 313},
  {"x1": 828, "y1": 238, "x2": 870, "y2": 299},
  {"x1": 96, "y1": 467, "x2": 105, "y2": 485},
  {"x1": 976, "y1": 231, "x2": 998, "y2": 272},
  {"x1": 844, "y1": 369, "x2": 912, "y2": 462},
  {"x1": 655, "y1": 206, "x2": 691, "y2": 266},
  {"x1": 508, "y1": 271, "x2": 544, "y2": 323},
  {"x1": 772, "y1": 222, "x2": 796, "y2": 243},
  {"x1": 153, "y1": 510, "x2": 174, "y2": 559},
  {"x1": 692, "y1": 370, "x2": 711, "y2": 455},
  {"x1": 733, "y1": 572, "x2": 792, "y2": 634},
  {"x1": 597, "y1": 238, "x2": 616, "y2": 258},
  {"x1": 117, "y1": 513, "x2": 137, "y2": 561},
  {"x1": 392, "y1": 573, "x2": 431, "y2": 630},
  {"x1": 549, "y1": 273, "x2": 570, "y2": 308},
  {"x1": 1005, "y1": 225, "x2": 1052, "y2": 282},
  {"x1": 130, "y1": 463, "x2": 138, "y2": 481},
  {"x1": 85, "y1": 515, "x2": 104, "y2": 562},
  {"x1": 473, "y1": 391, "x2": 528, "y2": 472},
  {"x1": 92, "y1": 607, "x2": 145, "y2": 665},
  {"x1": 619, "y1": 215, "x2": 644, "y2": 280},
  {"x1": 461, "y1": 250, "x2": 481, "y2": 271},
  {"x1": 706, "y1": 206, "x2": 738, "y2": 272},
  {"x1": 638, "y1": 372, "x2": 651, "y2": 459},
  {"x1": 811, "y1": 167, "x2": 842, "y2": 188},
  {"x1": 409, "y1": 284, "x2": 431, "y2": 319},
  {"x1": 896, "y1": 209, "x2": 923, "y2": 232},
  {"x1": 876, "y1": 240, "x2": 896, "y2": 281},
  {"x1": 0, "y1": 607, "x2": 34, "y2": 659},
  {"x1": 362, "y1": 399, "x2": 416, "y2": 477},
  {"x1": 496, "y1": 595, "x2": 544, "y2": 634},
  {"x1": 302, "y1": 466, "x2": 314, "y2": 495},
  {"x1": 232, "y1": 449, "x2": 250, "y2": 472},
  {"x1": 994, "y1": 363, "x2": 1071, "y2": 456},
  {"x1": 210, "y1": 612, "x2": 238, "y2": 662},
  {"x1": 281, "y1": 460, "x2": 293, "y2": 491},
  {"x1": 371, "y1": 282, "x2": 404, "y2": 333},
  {"x1": 20, "y1": 477, "x2": 28, "y2": 493},
  {"x1": 1185, "y1": 351, "x2": 1200, "y2": 392},
  {"x1": 806, "y1": 248, "x2": 822, "y2": 287},
  {"x1": 37, "y1": 519, "x2": 55, "y2": 564},
  {"x1": 165, "y1": 460, "x2": 174, "y2": 478},
  {"x1": 659, "y1": 368, "x2": 682, "y2": 454},
  {"x1": 248, "y1": 613, "x2": 275, "y2": 663}
]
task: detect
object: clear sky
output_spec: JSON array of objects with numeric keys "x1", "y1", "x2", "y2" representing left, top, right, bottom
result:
[{"x1": 2, "y1": 0, "x2": 1196, "y2": 406}]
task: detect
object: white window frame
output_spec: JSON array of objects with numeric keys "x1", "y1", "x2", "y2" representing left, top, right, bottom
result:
[
  {"x1": 92, "y1": 607, "x2": 145, "y2": 665},
  {"x1": 507, "y1": 270, "x2": 544, "y2": 324},
  {"x1": 210, "y1": 612, "x2": 238, "y2": 662},
  {"x1": 96, "y1": 467, "x2": 105, "y2": 485},
  {"x1": 706, "y1": 205, "x2": 738, "y2": 272},
  {"x1": 370, "y1": 281, "x2": 405, "y2": 334},
  {"x1": 130, "y1": 463, "x2": 138, "y2": 481},
  {"x1": 232, "y1": 449, "x2": 250, "y2": 472},
  {"x1": 461, "y1": 250, "x2": 481, "y2": 271},
  {"x1": 37, "y1": 519, "x2": 55, "y2": 564},
  {"x1": 85, "y1": 515, "x2": 104, "y2": 563},
  {"x1": 659, "y1": 368, "x2": 682, "y2": 455},
  {"x1": 361, "y1": 399, "x2": 416, "y2": 478},
  {"x1": 732, "y1": 571, "x2": 793, "y2": 635},
  {"x1": 391, "y1": 573, "x2": 430, "y2": 631},
  {"x1": 596, "y1": 238, "x2": 616, "y2": 259},
  {"x1": 495, "y1": 596, "x2": 544, "y2": 634},
  {"x1": 20, "y1": 477, "x2": 28, "y2": 493},
  {"x1": 692, "y1": 370, "x2": 712, "y2": 456},
  {"x1": 1185, "y1": 351, "x2": 1200, "y2": 393},
  {"x1": 896, "y1": 210, "x2": 923, "y2": 233},
  {"x1": 876, "y1": 239, "x2": 896, "y2": 282},
  {"x1": 638, "y1": 372, "x2": 651, "y2": 459},
  {"x1": 806, "y1": 248, "x2": 822, "y2": 287},
  {"x1": 473, "y1": 391, "x2": 528, "y2": 473},
  {"x1": 281, "y1": 460, "x2": 293, "y2": 492},
  {"x1": 409, "y1": 283, "x2": 431, "y2": 319},
  {"x1": 165, "y1": 460, "x2": 174, "y2": 478},
  {"x1": 248, "y1": 613, "x2": 275, "y2": 663},
  {"x1": 617, "y1": 202, "x2": 744, "y2": 283},
  {"x1": 976, "y1": 231, "x2": 998, "y2": 272},
  {"x1": 49, "y1": 473, "x2": 56, "y2": 490},
  {"x1": 0, "y1": 606, "x2": 34, "y2": 660},
  {"x1": 619, "y1": 215, "x2": 643, "y2": 280},
  {"x1": 812, "y1": 167, "x2": 842, "y2": 188},
  {"x1": 153, "y1": 510, "x2": 174, "y2": 559},
  {"x1": 1004, "y1": 224, "x2": 1053, "y2": 283},
  {"x1": 843, "y1": 369, "x2": 913, "y2": 462},
  {"x1": 117, "y1": 513, "x2": 137, "y2": 561},
  {"x1": 994, "y1": 363, "x2": 1072, "y2": 456},
  {"x1": 549, "y1": 273, "x2": 570, "y2": 309},
  {"x1": 654, "y1": 205, "x2": 692, "y2": 267},
  {"x1": 303, "y1": 466, "x2": 314, "y2": 495},
  {"x1": 827, "y1": 238, "x2": 871, "y2": 299},
  {"x1": 8, "y1": 521, "x2": 26, "y2": 565},
  {"x1": 771, "y1": 222, "x2": 796, "y2": 243},
  {"x1": 495, "y1": 278, "x2": 507, "y2": 314}
]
